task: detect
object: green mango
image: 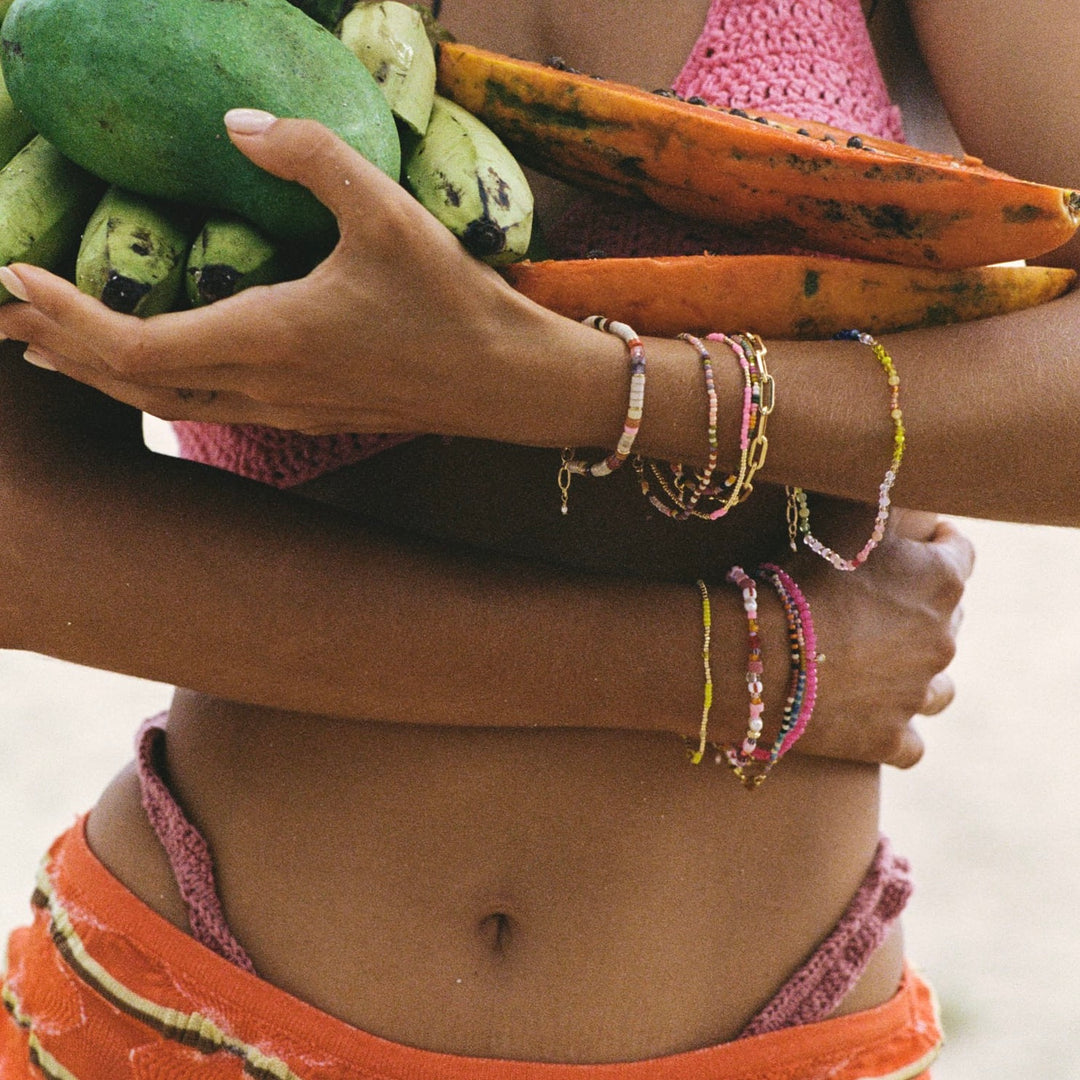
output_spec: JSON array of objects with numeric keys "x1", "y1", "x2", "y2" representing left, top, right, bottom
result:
[{"x1": 1, "y1": 0, "x2": 400, "y2": 251}]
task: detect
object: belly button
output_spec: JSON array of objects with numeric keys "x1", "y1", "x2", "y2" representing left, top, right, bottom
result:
[{"x1": 477, "y1": 911, "x2": 514, "y2": 954}]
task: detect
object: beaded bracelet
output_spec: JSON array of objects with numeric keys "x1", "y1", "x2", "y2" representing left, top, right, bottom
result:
[
  {"x1": 715, "y1": 563, "x2": 819, "y2": 789},
  {"x1": 722, "y1": 565, "x2": 769, "y2": 784},
  {"x1": 787, "y1": 330, "x2": 904, "y2": 570},
  {"x1": 558, "y1": 316, "x2": 646, "y2": 514},
  {"x1": 753, "y1": 563, "x2": 819, "y2": 765},
  {"x1": 686, "y1": 578, "x2": 714, "y2": 765},
  {"x1": 636, "y1": 333, "x2": 726, "y2": 520}
]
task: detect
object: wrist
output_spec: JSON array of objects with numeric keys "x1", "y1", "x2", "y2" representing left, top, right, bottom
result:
[{"x1": 479, "y1": 291, "x2": 632, "y2": 449}]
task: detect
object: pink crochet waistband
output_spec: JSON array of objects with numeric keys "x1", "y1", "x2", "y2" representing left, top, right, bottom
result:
[{"x1": 134, "y1": 713, "x2": 911, "y2": 1036}]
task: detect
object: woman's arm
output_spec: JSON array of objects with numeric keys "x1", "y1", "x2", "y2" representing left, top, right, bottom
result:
[
  {"x1": 0, "y1": 347, "x2": 967, "y2": 767},
  {"x1": 905, "y1": 0, "x2": 1080, "y2": 273},
  {"x1": 0, "y1": 102, "x2": 1075, "y2": 525}
]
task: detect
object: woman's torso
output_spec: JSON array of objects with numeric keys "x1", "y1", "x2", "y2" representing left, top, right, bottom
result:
[{"x1": 88, "y1": 0, "x2": 950, "y2": 1061}]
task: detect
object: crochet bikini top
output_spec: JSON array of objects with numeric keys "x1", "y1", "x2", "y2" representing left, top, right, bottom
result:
[{"x1": 172, "y1": 0, "x2": 903, "y2": 488}]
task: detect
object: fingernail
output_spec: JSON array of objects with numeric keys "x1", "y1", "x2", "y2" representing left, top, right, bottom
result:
[
  {"x1": 224, "y1": 108, "x2": 277, "y2": 135},
  {"x1": 24, "y1": 348, "x2": 55, "y2": 371},
  {"x1": 0, "y1": 266, "x2": 29, "y2": 302}
]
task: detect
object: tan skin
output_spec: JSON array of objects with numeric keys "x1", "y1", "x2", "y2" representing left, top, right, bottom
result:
[{"x1": 3, "y1": 0, "x2": 1076, "y2": 1063}]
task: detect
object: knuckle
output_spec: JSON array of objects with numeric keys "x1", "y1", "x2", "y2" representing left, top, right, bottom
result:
[
  {"x1": 928, "y1": 621, "x2": 957, "y2": 668},
  {"x1": 881, "y1": 722, "x2": 916, "y2": 767},
  {"x1": 108, "y1": 318, "x2": 154, "y2": 375}
]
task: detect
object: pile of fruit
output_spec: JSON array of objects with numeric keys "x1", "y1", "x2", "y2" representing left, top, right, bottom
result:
[{"x1": 0, "y1": 0, "x2": 1075, "y2": 334}]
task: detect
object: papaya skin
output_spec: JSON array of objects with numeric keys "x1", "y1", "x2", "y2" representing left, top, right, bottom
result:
[
  {"x1": 501, "y1": 253, "x2": 1077, "y2": 339},
  {"x1": 0, "y1": 0, "x2": 400, "y2": 250},
  {"x1": 436, "y1": 42, "x2": 1080, "y2": 269}
]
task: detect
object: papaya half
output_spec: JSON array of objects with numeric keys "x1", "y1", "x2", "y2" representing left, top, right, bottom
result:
[
  {"x1": 501, "y1": 254, "x2": 1076, "y2": 339},
  {"x1": 436, "y1": 42, "x2": 1080, "y2": 269}
]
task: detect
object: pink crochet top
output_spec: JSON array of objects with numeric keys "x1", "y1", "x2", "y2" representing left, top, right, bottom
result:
[{"x1": 172, "y1": 0, "x2": 903, "y2": 487}]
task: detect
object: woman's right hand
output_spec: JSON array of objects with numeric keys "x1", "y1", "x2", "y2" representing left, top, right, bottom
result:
[
  {"x1": 0, "y1": 113, "x2": 600, "y2": 440},
  {"x1": 792, "y1": 517, "x2": 975, "y2": 768}
]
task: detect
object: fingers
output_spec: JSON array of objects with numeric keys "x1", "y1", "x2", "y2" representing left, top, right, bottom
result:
[
  {"x1": 888, "y1": 725, "x2": 925, "y2": 770},
  {"x1": 16, "y1": 342, "x2": 268, "y2": 422},
  {"x1": 0, "y1": 261, "x2": 311, "y2": 387},
  {"x1": 918, "y1": 671, "x2": 955, "y2": 716},
  {"x1": 0, "y1": 263, "x2": 187, "y2": 378}
]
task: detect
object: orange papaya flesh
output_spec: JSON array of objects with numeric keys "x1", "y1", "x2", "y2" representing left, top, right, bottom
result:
[
  {"x1": 437, "y1": 42, "x2": 1080, "y2": 270},
  {"x1": 500, "y1": 254, "x2": 1076, "y2": 339}
]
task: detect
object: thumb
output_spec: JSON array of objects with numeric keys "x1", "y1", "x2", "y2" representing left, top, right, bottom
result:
[{"x1": 223, "y1": 109, "x2": 401, "y2": 224}]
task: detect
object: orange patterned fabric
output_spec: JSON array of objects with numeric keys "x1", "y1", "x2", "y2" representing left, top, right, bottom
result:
[{"x1": 2, "y1": 818, "x2": 942, "y2": 1080}]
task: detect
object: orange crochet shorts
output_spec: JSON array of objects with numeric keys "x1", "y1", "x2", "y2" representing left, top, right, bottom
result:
[{"x1": 1, "y1": 817, "x2": 942, "y2": 1080}]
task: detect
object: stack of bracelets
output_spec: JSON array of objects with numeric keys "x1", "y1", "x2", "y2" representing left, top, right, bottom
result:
[{"x1": 562, "y1": 317, "x2": 904, "y2": 788}]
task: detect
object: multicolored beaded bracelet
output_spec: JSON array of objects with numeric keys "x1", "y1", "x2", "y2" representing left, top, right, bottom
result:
[
  {"x1": 787, "y1": 330, "x2": 904, "y2": 570},
  {"x1": 636, "y1": 332, "x2": 725, "y2": 519},
  {"x1": 753, "y1": 563, "x2": 818, "y2": 765},
  {"x1": 722, "y1": 565, "x2": 768, "y2": 783},
  {"x1": 558, "y1": 316, "x2": 646, "y2": 514},
  {"x1": 712, "y1": 563, "x2": 819, "y2": 789},
  {"x1": 687, "y1": 578, "x2": 714, "y2": 765}
]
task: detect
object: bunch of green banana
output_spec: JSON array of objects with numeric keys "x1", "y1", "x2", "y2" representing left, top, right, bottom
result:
[
  {"x1": 75, "y1": 186, "x2": 195, "y2": 315},
  {"x1": 0, "y1": 0, "x2": 533, "y2": 310},
  {"x1": 0, "y1": 135, "x2": 104, "y2": 303},
  {"x1": 338, "y1": 0, "x2": 436, "y2": 135},
  {"x1": 339, "y1": 0, "x2": 534, "y2": 265},
  {"x1": 185, "y1": 213, "x2": 298, "y2": 306},
  {"x1": 400, "y1": 94, "x2": 534, "y2": 265}
]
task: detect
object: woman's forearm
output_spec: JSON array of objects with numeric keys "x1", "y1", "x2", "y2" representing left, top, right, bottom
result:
[
  {"x1": 0, "y1": 109, "x2": 1075, "y2": 527},
  {"x1": 640, "y1": 299, "x2": 1078, "y2": 525},
  {"x1": 475, "y1": 289, "x2": 1080, "y2": 526}
]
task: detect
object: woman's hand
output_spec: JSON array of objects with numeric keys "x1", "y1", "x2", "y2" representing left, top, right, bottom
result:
[
  {"x1": 0, "y1": 112, "x2": 557, "y2": 437},
  {"x1": 793, "y1": 517, "x2": 975, "y2": 768}
]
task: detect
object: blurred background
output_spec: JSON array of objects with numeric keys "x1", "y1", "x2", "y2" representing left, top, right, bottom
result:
[{"x1": 1, "y1": 421, "x2": 1077, "y2": 1077}]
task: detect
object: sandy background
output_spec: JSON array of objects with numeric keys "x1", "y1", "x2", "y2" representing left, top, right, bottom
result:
[{"x1": 0, "y1": 421, "x2": 1077, "y2": 1076}]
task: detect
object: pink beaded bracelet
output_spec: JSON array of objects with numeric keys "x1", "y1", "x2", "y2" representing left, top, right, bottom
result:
[
  {"x1": 559, "y1": 316, "x2": 645, "y2": 514},
  {"x1": 788, "y1": 330, "x2": 904, "y2": 570},
  {"x1": 722, "y1": 565, "x2": 768, "y2": 784},
  {"x1": 755, "y1": 563, "x2": 818, "y2": 764},
  {"x1": 713, "y1": 563, "x2": 818, "y2": 789}
]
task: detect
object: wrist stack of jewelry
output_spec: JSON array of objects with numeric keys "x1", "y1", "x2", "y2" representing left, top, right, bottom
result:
[
  {"x1": 636, "y1": 331, "x2": 774, "y2": 520},
  {"x1": 685, "y1": 564, "x2": 817, "y2": 789}
]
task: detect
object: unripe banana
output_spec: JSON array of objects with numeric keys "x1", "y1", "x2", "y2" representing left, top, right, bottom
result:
[
  {"x1": 338, "y1": 0, "x2": 436, "y2": 136},
  {"x1": 76, "y1": 186, "x2": 194, "y2": 315},
  {"x1": 0, "y1": 63, "x2": 34, "y2": 169},
  {"x1": 0, "y1": 135, "x2": 104, "y2": 302},
  {"x1": 185, "y1": 213, "x2": 296, "y2": 306},
  {"x1": 402, "y1": 94, "x2": 533, "y2": 265}
]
